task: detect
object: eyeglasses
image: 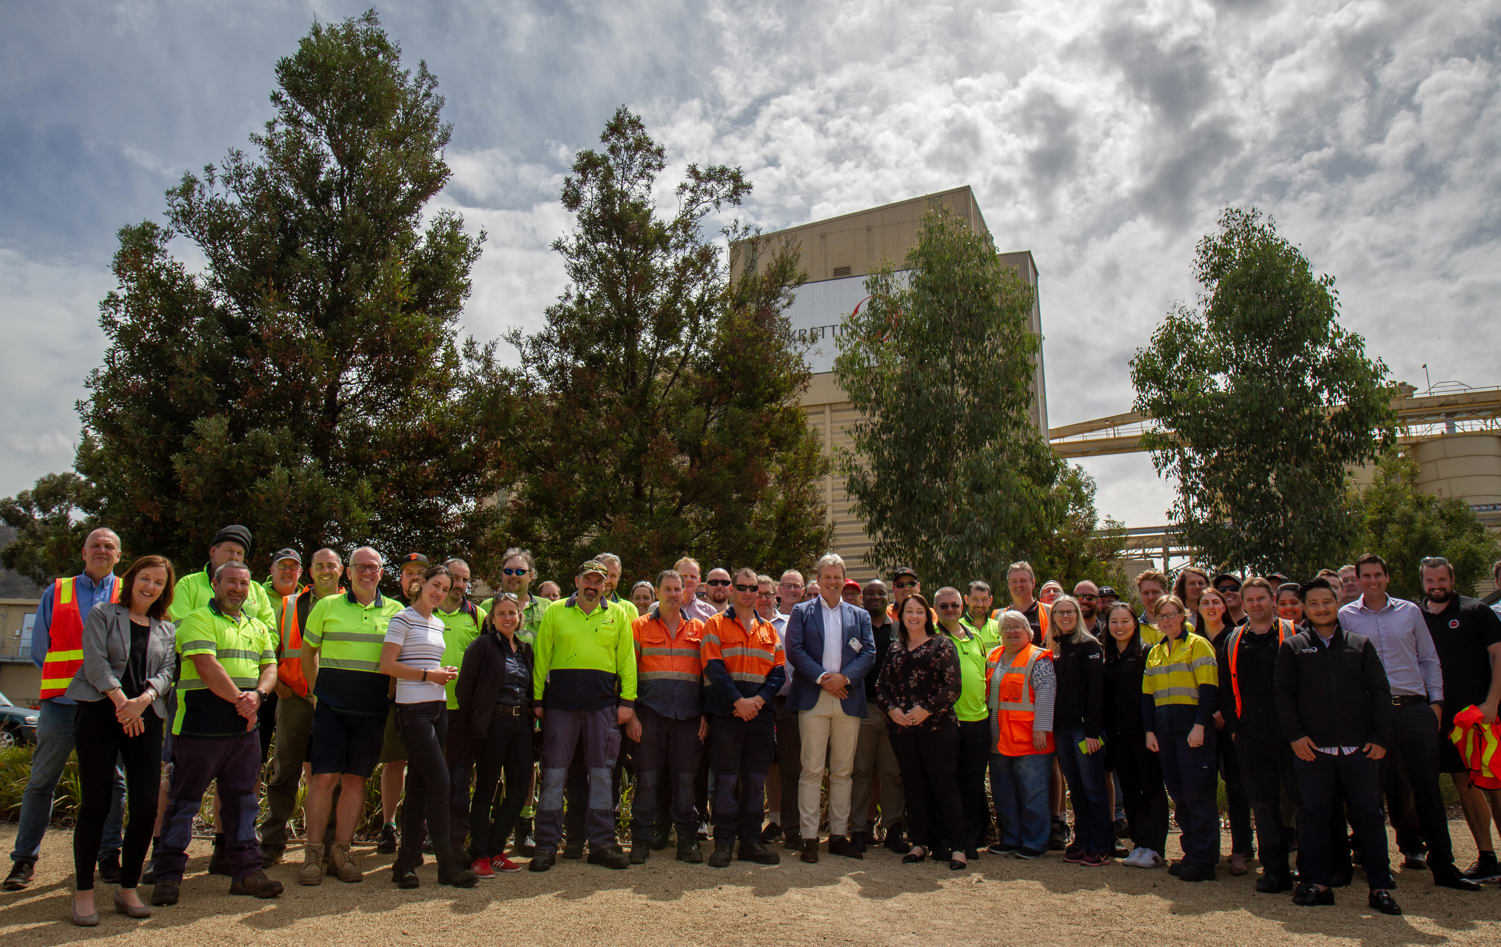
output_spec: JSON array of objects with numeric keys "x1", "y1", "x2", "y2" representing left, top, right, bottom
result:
[
  {"x1": 351, "y1": 563, "x2": 381, "y2": 573},
  {"x1": 733, "y1": 583, "x2": 759, "y2": 592},
  {"x1": 1215, "y1": 585, "x2": 1239, "y2": 594},
  {"x1": 1156, "y1": 610, "x2": 1184, "y2": 619},
  {"x1": 503, "y1": 568, "x2": 529, "y2": 576},
  {"x1": 706, "y1": 579, "x2": 732, "y2": 587},
  {"x1": 894, "y1": 580, "x2": 918, "y2": 589}
]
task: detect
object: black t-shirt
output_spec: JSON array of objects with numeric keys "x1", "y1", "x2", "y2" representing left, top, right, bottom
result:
[
  {"x1": 1423, "y1": 596, "x2": 1501, "y2": 717},
  {"x1": 123, "y1": 620, "x2": 151, "y2": 698},
  {"x1": 864, "y1": 620, "x2": 899, "y2": 701}
]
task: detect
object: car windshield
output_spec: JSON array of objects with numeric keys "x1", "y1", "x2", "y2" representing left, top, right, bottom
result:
[{"x1": 0, "y1": 691, "x2": 12, "y2": 708}]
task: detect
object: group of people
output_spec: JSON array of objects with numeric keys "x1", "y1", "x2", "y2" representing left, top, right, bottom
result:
[{"x1": 5, "y1": 523, "x2": 1501, "y2": 927}]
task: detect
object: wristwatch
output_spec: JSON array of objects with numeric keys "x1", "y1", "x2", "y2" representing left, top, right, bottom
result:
[{"x1": 254, "y1": 688, "x2": 271, "y2": 702}]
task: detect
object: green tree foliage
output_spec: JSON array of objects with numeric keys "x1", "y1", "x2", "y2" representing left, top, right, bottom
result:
[
  {"x1": 834, "y1": 206, "x2": 1105, "y2": 588},
  {"x1": 1, "y1": 11, "x2": 498, "y2": 580},
  {"x1": 493, "y1": 107, "x2": 830, "y2": 580},
  {"x1": 1351, "y1": 449, "x2": 1499, "y2": 600},
  {"x1": 1131, "y1": 208, "x2": 1396, "y2": 578},
  {"x1": 0, "y1": 474, "x2": 98, "y2": 586}
]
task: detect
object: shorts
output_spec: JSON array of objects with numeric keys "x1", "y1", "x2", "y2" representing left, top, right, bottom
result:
[
  {"x1": 379, "y1": 704, "x2": 407, "y2": 764},
  {"x1": 310, "y1": 702, "x2": 386, "y2": 778}
]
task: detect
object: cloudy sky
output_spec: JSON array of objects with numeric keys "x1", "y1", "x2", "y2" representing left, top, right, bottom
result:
[{"x1": 3, "y1": 0, "x2": 1498, "y2": 529}]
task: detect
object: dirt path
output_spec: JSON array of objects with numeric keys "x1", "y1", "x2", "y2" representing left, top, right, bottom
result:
[{"x1": 1, "y1": 825, "x2": 1498, "y2": 947}]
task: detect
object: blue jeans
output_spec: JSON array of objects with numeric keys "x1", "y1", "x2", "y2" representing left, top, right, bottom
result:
[
  {"x1": 1054, "y1": 727, "x2": 1111, "y2": 855},
  {"x1": 989, "y1": 752, "x2": 1052, "y2": 852},
  {"x1": 11, "y1": 699, "x2": 124, "y2": 865}
]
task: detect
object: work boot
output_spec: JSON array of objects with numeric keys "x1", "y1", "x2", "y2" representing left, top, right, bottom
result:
[
  {"x1": 528, "y1": 849, "x2": 556, "y2": 872},
  {"x1": 883, "y1": 822, "x2": 907, "y2": 855},
  {"x1": 629, "y1": 843, "x2": 650, "y2": 865},
  {"x1": 1048, "y1": 817, "x2": 1070, "y2": 851},
  {"x1": 97, "y1": 853, "x2": 122, "y2": 884},
  {"x1": 677, "y1": 838, "x2": 704, "y2": 864},
  {"x1": 650, "y1": 827, "x2": 671, "y2": 850},
  {"x1": 149, "y1": 880, "x2": 180, "y2": 905},
  {"x1": 437, "y1": 862, "x2": 479, "y2": 887},
  {"x1": 297, "y1": 843, "x2": 326, "y2": 886},
  {"x1": 738, "y1": 840, "x2": 780, "y2": 865},
  {"x1": 229, "y1": 870, "x2": 284, "y2": 898},
  {"x1": 708, "y1": 842, "x2": 734, "y2": 868},
  {"x1": 587, "y1": 845, "x2": 630, "y2": 869},
  {"x1": 208, "y1": 833, "x2": 231, "y2": 875},
  {"x1": 326, "y1": 842, "x2": 363, "y2": 883}
]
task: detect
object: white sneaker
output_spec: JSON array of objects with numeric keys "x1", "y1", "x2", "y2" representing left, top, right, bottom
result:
[
  {"x1": 1122, "y1": 847, "x2": 1148, "y2": 868},
  {"x1": 1144, "y1": 850, "x2": 1166, "y2": 868}
]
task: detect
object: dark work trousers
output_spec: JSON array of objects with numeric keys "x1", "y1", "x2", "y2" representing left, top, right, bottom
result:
[
  {"x1": 775, "y1": 697, "x2": 802, "y2": 831},
  {"x1": 394, "y1": 701, "x2": 459, "y2": 871},
  {"x1": 708, "y1": 714, "x2": 775, "y2": 845},
  {"x1": 630, "y1": 708, "x2": 702, "y2": 844},
  {"x1": 1108, "y1": 734, "x2": 1168, "y2": 855},
  {"x1": 1380, "y1": 733, "x2": 1426, "y2": 857},
  {"x1": 1157, "y1": 727, "x2": 1220, "y2": 869},
  {"x1": 257, "y1": 692, "x2": 279, "y2": 763},
  {"x1": 467, "y1": 711, "x2": 533, "y2": 860},
  {"x1": 260, "y1": 693, "x2": 313, "y2": 857},
  {"x1": 1215, "y1": 725, "x2": 1254, "y2": 856},
  {"x1": 1235, "y1": 732, "x2": 1298, "y2": 879},
  {"x1": 1295, "y1": 750, "x2": 1394, "y2": 890},
  {"x1": 537, "y1": 706, "x2": 620, "y2": 852},
  {"x1": 956, "y1": 719, "x2": 992, "y2": 850},
  {"x1": 889, "y1": 719, "x2": 966, "y2": 855},
  {"x1": 448, "y1": 753, "x2": 474, "y2": 857},
  {"x1": 73, "y1": 700, "x2": 162, "y2": 890},
  {"x1": 158, "y1": 732, "x2": 262, "y2": 882},
  {"x1": 1380, "y1": 701, "x2": 1455, "y2": 869}
]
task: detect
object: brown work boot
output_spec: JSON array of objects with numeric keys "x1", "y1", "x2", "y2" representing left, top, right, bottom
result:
[
  {"x1": 297, "y1": 843, "x2": 325, "y2": 886},
  {"x1": 327, "y1": 842, "x2": 363, "y2": 883}
]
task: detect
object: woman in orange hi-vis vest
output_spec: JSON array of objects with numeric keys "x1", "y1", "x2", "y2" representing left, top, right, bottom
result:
[{"x1": 985, "y1": 610, "x2": 1056, "y2": 860}]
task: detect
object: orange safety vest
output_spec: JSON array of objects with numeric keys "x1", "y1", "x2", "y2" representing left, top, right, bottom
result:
[
  {"x1": 1226, "y1": 619, "x2": 1294, "y2": 717},
  {"x1": 1450, "y1": 706, "x2": 1501, "y2": 790},
  {"x1": 277, "y1": 590, "x2": 310, "y2": 698},
  {"x1": 39, "y1": 575, "x2": 121, "y2": 698},
  {"x1": 985, "y1": 643, "x2": 1055, "y2": 756},
  {"x1": 633, "y1": 611, "x2": 705, "y2": 684}
]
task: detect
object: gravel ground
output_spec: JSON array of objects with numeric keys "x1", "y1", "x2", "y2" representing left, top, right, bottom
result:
[{"x1": 2, "y1": 824, "x2": 1499, "y2": 947}]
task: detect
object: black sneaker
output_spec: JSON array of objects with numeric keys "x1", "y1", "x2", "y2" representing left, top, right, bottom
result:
[
  {"x1": 515, "y1": 818, "x2": 536, "y2": 857},
  {"x1": 229, "y1": 870, "x2": 284, "y2": 898},
  {"x1": 760, "y1": 822, "x2": 782, "y2": 844},
  {"x1": 377, "y1": 823, "x2": 398, "y2": 855},
  {"x1": 1178, "y1": 862, "x2": 1216, "y2": 882},
  {"x1": 437, "y1": 865, "x2": 478, "y2": 888},
  {"x1": 528, "y1": 849, "x2": 556, "y2": 872},
  {"x1": 587, "y1": 846, "x2": 630, "y2": 869},
  {"x1": 1012, "y1": 847, "x2": 1045, "y2": 860},
  {"x1": 1256, "y1": 872, "x2": 1292, "y2": 893},
  {"x1": 1432, "y1": 864, "x2": 1483, "y2": 891},
  {"x1": 1462, "y1": 852, "x2": 1501, "y2": 883},
  {"x1": 3, "y1": 860, "x2": 35, "y2": 891},
  {"x1": 97, "y1": 853, "x2": 122, "y2": 884},
  {"x1": 987, "y1": 843, "x2": 1018, "y2": 856}
]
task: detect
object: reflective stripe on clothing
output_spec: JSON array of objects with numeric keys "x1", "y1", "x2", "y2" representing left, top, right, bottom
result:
[
  {"x1": 39, "y1": 575, "x2": 121, "y2": 698},
  {"x1": 985, "y1": 643, "x2": 1055, "y2": 756},
  {"x1": 1143, "y1": 632, "x2": 1217, "y2": 709}
]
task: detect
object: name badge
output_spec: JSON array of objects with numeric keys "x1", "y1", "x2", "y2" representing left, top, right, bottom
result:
[
  {"x1": 848, "y1": 637, "x2": 863, "y2": 653},
  {"x1": 1299, "y1": 647, "x2": 1317, "y2": 654}
]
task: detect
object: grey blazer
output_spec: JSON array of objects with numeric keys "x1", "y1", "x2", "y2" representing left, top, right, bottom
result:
[{"x1": 65, "y1": 602, "x2": 177, "y2": 720}]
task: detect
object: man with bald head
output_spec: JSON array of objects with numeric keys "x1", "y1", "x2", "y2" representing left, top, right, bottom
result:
[{"x1": 6, "y1": 528, "x2": 126, "y2": 891}]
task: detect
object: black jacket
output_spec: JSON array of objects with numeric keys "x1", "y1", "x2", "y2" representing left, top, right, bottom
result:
[
  {"x1": 1274, "y1": 623, "x2": 1392, "y2": 749},
  {"x1": 1051, "y1": 632, "x2": 1104, "y2": 738},
  {"x1": 454, "y1": 632, "x2": 534, "y2": 743},
  {"x1": 1220, "y1": 622, "x2": 1289, "y2": 740},
  {"x1": 1101, "y1": 639, "x2": 1148, "y2": 736}
]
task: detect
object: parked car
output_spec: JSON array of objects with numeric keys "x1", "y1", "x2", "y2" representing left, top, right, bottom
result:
[{"x1": 0, "y1": 691, "x2": 38, "y2": 748}]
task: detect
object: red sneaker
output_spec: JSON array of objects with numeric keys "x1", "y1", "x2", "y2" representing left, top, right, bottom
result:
[
  {"x1": 471, "y1": 857, "x2": 495, "y2": 878},
  {"x1": 491, "y1": 855, "x2": 521, "y2": 873}
]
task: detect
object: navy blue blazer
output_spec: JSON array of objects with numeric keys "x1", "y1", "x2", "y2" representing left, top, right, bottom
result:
[{"x1": 785, "y1": 597, "x2": 877, "y2": 716}]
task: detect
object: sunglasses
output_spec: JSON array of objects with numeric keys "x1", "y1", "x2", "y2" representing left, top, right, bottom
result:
[
  {"x1": 705, "y1": 579, "x2": 732, "y2": 587},
  {"x1": 1215, "y1": 585, "x2": 1239, "y2": 594},
  {"x1": 503, "y1": 568, "x2": 529, "y2": 576},
  {"x1": 733, "y1": 583, "x2": 759, "y2": 592},
  {"x1": 894, "y1": 579, "x2": 918, "y2": 589},
  {"x1": 1076, "y1": 593, "x2": 1098, "y2": 600}
]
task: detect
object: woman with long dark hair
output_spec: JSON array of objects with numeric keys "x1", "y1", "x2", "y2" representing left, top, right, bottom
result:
[
  {"x1": 1100, "y1": 602, "x2": 1168, "y2": 868},
  {"x1": 456, "y1": 593, "x2": 535, "y2": 876},
  {"x1": 66, "y1": 555, "x2": 177, "y2": 925},
  {"x1": 875, "y1": 592, "x2": 967, "y2": 869}
]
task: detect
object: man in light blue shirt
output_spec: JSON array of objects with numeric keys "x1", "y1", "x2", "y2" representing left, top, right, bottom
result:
[{"x1": 1338, "y1": 553, "x2": 1480, "y2": 892}]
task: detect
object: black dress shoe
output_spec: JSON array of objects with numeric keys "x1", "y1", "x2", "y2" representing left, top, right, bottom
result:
[
  {"x1": 1368, "y1": 890, "x2": 1402, "y2": 915},
  {"x1": 1292, "y1": 883, "x2": 1334, "y2": 906},
  {"x1": 783, "y1": 829, "x2": 804, "y2": 852},
  {"x1": 800, "y1": 839, "x2": 819, "y2": 864},
  {"x1": 883, "y1": 823, "x2": 907, "y2": 855},
  {"x1": 850, "y1": 830, "x2": 869, "y2": 853},
  {"x1": 761, "y1": 822, "x2": 782, "y2": 844},
  {"x1": 1401, "y1": 853, "x2": 1427, "y2": 871},
  {"x1": 3, "y1": 860, "x2": 35, "y2": 891},
  {"x1": 1432, "y1": 865, "x2": 1482, "y2": 891},
  {"x1": 1256, "y1": 873, "x2": 1292, "y2": 893},
  {"x1": 827, "y1": 836, "x2": 863, "y2": 859}
]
